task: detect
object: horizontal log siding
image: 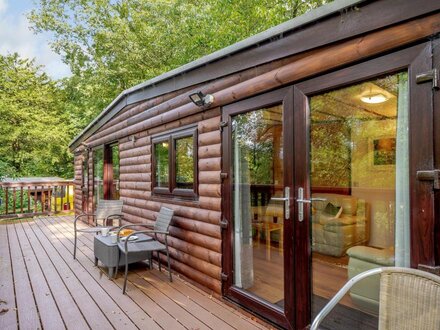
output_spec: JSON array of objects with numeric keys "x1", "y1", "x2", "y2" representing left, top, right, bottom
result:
[
  {"x1": 73, "y1": 147, "x2": 85, "y2": 215},
  {"x1": 104, "y1": 114, "x2": 224, "y2": 293},
  {"x1": 85, "y1": 53, "x2": 308, "y2": 148},
  {"x1": 73, "y1": 14, "x2": 440, "y2": 294}
]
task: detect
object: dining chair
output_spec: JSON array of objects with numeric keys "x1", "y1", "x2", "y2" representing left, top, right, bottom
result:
[
  {"x1": 311, "y1": 267, "x2": 440, "y2": 330},
  {"x1": 116, "y1": 206, "x2": 174, "y2": 294},
  {"x1": 73, "y1": 199, "x2": 123, "y2": 259}
]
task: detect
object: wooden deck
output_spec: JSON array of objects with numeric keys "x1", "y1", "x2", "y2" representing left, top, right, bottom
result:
[{"x1": 0, "y1": 215, "x2": 270, "y2": 330}]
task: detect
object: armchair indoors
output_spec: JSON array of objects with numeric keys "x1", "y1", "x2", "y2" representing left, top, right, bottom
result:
[
  {"x1": 73, "y1": 199, "x2": 123, "y2": 259},
  {"x1": 311, "y1": 193, "x2": 370, "y2": 257}
]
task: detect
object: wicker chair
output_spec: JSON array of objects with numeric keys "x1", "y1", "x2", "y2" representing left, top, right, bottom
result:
[
  {"x1": 73, "y1": 199, "x2": 123, "y2": 259},
  {"x1": 116, "y1": 206, "x2": 174, "y2": 294},
  {"x1": 311, "y1": 267, "x2": 440, "y2": 330}
]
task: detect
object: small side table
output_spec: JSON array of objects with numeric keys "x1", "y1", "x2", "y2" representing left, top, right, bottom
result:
[{"x1": 94, "y1": 233, "x2": 153, "y2": 278}]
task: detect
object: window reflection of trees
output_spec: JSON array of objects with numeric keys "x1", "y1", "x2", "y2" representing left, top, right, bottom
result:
[
  {"x1": 176, "y1": 137, "x2": 194, "y2": 189},
  {"x1": 232, "y1": 107, "x2": 282, "y2": 185}
]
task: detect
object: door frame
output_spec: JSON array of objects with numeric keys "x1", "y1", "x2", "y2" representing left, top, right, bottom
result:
[
  {"x1": 81, "y1": 152, "x2": 89, "y2": 213},
  {"x1": 221, "y1": 86, "x2": 295, "y2": 329},
  {"x1": 292, "y1": 42, "x2": 435, "y2": 329}
]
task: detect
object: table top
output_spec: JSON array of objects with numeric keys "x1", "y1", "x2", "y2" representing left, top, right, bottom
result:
[{"x1": 94, "y1": 233, "x2": 153, "y2": 247}]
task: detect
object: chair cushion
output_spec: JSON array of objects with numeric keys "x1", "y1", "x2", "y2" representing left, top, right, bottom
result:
[
  {"x1": 312, "y1": 193, "x2": 358, "y2": 215},
  {"x1": 320, "y1": 215, "x2": 358, "y2": 226}
]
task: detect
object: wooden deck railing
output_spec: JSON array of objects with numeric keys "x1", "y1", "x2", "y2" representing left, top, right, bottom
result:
[{"x1": 0, "y1": 180, "x2": 74, "y2": 219}]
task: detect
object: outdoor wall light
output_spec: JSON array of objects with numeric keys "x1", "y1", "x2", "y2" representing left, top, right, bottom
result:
[{"x1": 189, "y1": 91, "x2": 214, "y2": 107}]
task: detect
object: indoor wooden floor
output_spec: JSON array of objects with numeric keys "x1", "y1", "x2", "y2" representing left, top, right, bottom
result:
[
  {"x1": 249, "y1": 238, "x2": 362, "y2": 309},
  {"x1": 0, "y1": 216, "x2": 270, "y2": 330}
]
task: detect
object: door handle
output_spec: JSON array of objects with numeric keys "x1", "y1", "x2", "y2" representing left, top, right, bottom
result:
[
  {"x1": 296, "y1": 188, "x2": 327, "y2": 222},
  {"x1": 270, "y1": 187, "x2": 290, "y2": 219}
]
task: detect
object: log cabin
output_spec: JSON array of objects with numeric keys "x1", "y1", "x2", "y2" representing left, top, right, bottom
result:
[{"x1": 69, "y1": 0, "x2": 440, "y2": 328}]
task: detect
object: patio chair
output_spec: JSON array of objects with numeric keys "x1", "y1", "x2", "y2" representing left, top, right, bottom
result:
[
  {"x1": 116, "y1": 206, "x2": 174, "y2": 294},
  {"x1": 311, "y1": 267, "x2": 440, "y2": 330},
  {"x1": 73, "y1": 199, "x2": 123, "y2": 259}
]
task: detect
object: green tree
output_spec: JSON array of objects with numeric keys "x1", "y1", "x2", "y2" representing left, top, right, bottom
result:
[
  {"x1": 0, "y1": 53, "x2": 73, "y2": 178},
  {"x1": 29, "y1": 0, "x2": 331, "y2": 126}
]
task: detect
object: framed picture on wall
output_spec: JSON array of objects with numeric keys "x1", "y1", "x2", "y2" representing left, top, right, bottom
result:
[{"x1": 369, "y1": 136, "x2": 396, "y2": 169}]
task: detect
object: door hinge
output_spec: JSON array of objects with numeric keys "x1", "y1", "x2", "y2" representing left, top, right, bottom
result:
[
  {"x1": 418, "y1": 264, "x2": 440, "y2": 276},
  {"x1": 219, "y1": 121, "x2": 228, "y2": 131},
  {"x1": 416, "y1": 68, "x2": 439, "y2": 90},
  {"x1": 219, "y1": 218, "x2": 228, "y2": 229},
  {"x1": 220, "y1": 172, "x2": 228, "y2": 180},
  {"x1": 221, "y1": 272, "x2": 229, "y2": 281},
  {"x1": 416, "y1": 169, "x2": 440, "y2": 189}
]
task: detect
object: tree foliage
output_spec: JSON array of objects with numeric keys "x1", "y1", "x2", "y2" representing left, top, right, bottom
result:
[
  {"x1": 1, "y1": 1, "x2": 331, "y2": 180},
  {"x1": 0, "y1": 53, "x2": 73, "y2": 178},
  {"x1": 29, "y1": 0, "x2": 331, "y2": 127}
]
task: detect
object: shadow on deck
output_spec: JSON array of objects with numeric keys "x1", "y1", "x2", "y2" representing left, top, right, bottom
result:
[{"x1": 0, "y1": 215, "x2": 270, "y2": 330}]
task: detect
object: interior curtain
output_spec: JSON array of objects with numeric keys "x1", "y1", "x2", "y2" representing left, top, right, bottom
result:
[
  {"x1": 395, "y1": 72, "x2": 410, "y2": 267},
  {"x1": 233, "y1": 122, "x2": 254, "y2": 289}
]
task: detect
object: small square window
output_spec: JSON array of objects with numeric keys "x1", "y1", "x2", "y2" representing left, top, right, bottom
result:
[{"x1": 152, "y1": 127, "x2": 197, "y2": 199}]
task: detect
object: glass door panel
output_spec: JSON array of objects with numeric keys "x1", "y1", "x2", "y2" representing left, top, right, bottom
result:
[
  {"x1": 232, "y1": 105, "x2": 285, "y2": 306},
  {"x1": 309, "y1": 72, "x2": 410, "y2": 329}
]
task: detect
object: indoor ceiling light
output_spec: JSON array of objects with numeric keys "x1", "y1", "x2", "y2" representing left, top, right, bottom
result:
[{"x1": 360, "y1": 93, "x2": 388, "y2": 104}]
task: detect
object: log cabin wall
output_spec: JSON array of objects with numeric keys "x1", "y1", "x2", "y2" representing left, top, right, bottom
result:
[
  {"x1": 73, "y1": 146, "x2": 85, "y2": 215},
  {"x1": 71, "y1": 7, "x2": 440, "y2": 295}
]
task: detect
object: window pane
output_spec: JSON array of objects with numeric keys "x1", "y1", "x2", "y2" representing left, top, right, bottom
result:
[
  {"x1": 93, "y1": 148, "x2": 104, "y2": 209},
  {"x1": 154, "y1": 141, "x2": 169, "y2": 188},
  {"x1": 110, "y1": 144, "x2": 120, "y2": 200},
  {"x1": 232, "y1": 105, "x2": 285, "y2": 308},
  {"x1": 310, "y1": 72, "x2": 409, "y2": 329},
  {"x1": 175, "y1": 136, "x2": 194, "y2": 190}
]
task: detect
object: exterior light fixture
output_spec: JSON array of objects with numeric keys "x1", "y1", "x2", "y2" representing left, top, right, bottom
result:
[
  {"x1": 189, "y1": 91, "x2": 214, "y2": 107},
  {"x1": 360, "y1": 93, "x2": 388, "y2": 104}
]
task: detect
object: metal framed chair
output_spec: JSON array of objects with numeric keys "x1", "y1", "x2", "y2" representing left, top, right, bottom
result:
[
  {"x1": 311, "y1": 267, "x2": 440, "y2": 330},
  {"x1": 116, "y1": 206, "x2": 174, "y2": 294},
  {"x1": 73, "y1": 199, "x2": 123, "y2": 259}
]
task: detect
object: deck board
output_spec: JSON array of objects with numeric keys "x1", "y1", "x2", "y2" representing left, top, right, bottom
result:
[
  {"x1": 29, "y1": 218, "x2": 115, "y2": 330},
  {"x1": 35, "y1": 217, "x2": 140, "y2": 330},
  {"x1": 39, "y1": 216, "x2": 167, "y2": 330},
  {"x1": 0, "y1": 223, "x2": 18, "y2": 330},
  {"x1": 0, "y1": 216, "x2": 269, "y2": 330},
  {"x1": 20, "y1": 220, "x2": 90, "y2": 330},
  {"x1": 14, "y1": 221, "x2": 66, "y2": 330},
  {"x1": 7, "y1": 223, "x2": 41, "y2": 330},
  {"x1": 55, "y1": 216, "x2": 266, "y2": 330}
]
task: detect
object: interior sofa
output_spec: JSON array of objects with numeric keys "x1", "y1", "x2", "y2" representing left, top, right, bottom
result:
[
  {"x1": 311, "y1": 193, "x2": 370, "y2": 257},
  {"x1": 347, "y1": 245, "x2": 395, "y2": 314}
]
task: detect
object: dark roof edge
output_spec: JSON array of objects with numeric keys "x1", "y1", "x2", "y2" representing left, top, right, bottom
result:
[{"x1": 69, "y1": 0, "x2": 365, "y2": 150}]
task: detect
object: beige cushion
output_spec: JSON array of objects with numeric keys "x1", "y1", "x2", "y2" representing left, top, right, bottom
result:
[
  {"x1": 320, "y1": 215, "x2": 357, "y2": 226},
  {"x1": 347, "y1": 246, "x2": 395, "y2": 266},
  {"x1": 312, "y1": 193, "x2": 358, "y2": 215}
]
